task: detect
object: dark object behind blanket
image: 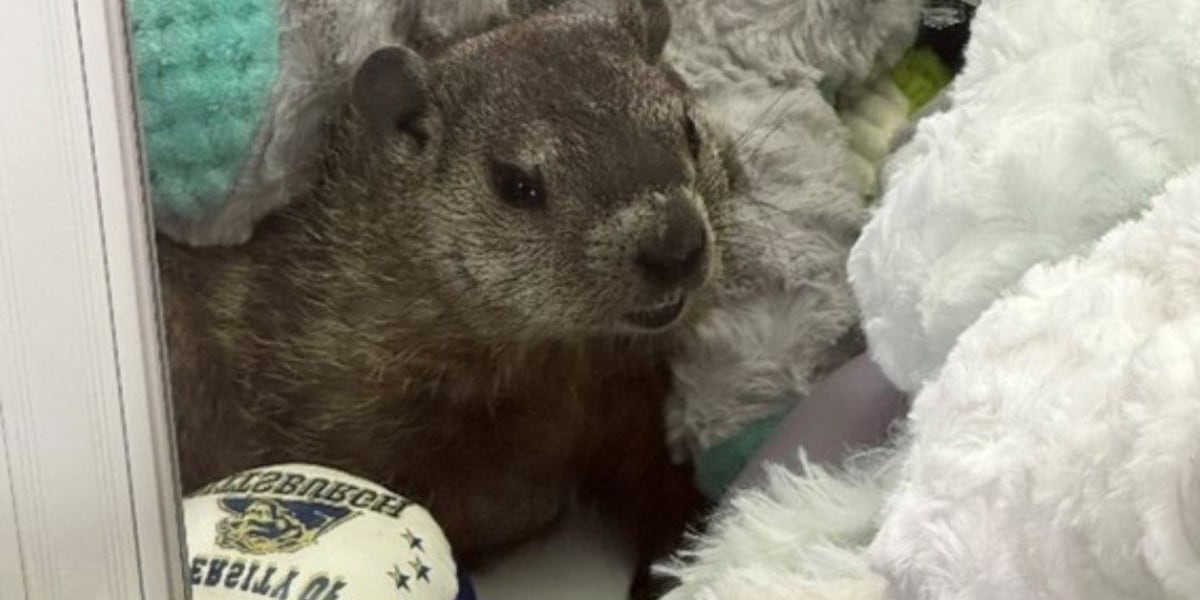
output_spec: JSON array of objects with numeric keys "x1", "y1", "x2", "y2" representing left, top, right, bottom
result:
[{"x1": 917, "y1": 0, "x2": 977, "y2": 73}]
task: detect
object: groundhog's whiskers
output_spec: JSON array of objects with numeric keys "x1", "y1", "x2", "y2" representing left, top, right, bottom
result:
[{"x1": 730, "y1": 87, "x2": 792, "y2": 152}]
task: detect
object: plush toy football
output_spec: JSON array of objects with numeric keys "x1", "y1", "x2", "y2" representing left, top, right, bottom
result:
[{"x1": 183, "y1": 463, "x2": 476, "y2": 600}]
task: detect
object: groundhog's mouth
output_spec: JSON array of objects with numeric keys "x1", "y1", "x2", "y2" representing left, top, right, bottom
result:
[{"x1": 623, "y1": 292, "x2": 687, "y2": 331}]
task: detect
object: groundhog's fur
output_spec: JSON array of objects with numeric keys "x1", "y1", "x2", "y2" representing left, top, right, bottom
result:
[{"x1": 159, "y1": 0, "x2": 741, "y2": 591}]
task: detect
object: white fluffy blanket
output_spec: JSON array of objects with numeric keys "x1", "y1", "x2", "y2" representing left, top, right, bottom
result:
[
  {"x1": 664, "y1": 0, "x2": 1200, "y2": 597},
  {"x1": 849, "y1": 0, "x2": 1200, "y2": 393},
  {"x1": 872, "y1": 165, "x2": 1200, "y2": 600}
]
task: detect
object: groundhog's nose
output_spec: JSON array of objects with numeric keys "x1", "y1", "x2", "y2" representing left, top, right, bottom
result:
[{"x1": 636, "y1": 199, "x2": 708, "y2": 289}]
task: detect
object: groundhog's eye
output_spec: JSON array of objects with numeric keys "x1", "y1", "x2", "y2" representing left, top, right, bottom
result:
[
  {"x1": 684, "y1": 111, "x2": 702, "y2": 160},
  {"x1": 491, "y1": 162, "x2": 546, "y2": 209}
]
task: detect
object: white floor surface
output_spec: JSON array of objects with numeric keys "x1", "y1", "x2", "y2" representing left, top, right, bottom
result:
[{"x1": 471, "y1": 510, "x2": 635, "y2": 600}]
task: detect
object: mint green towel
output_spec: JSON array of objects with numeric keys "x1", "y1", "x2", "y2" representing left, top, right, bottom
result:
[
  {"x1": 694, "y1": 412, "x2": 786, "y2": 501},
  {"x1": 129, "y1": 0, "x2": 279, "y2": 220}
]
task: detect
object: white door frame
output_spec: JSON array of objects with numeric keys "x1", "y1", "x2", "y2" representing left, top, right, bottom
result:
[{"x1": 0, "y1": 0, "x2": 187, "y2": 597}]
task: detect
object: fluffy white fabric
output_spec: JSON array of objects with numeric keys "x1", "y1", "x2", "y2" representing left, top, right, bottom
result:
[
  {"x1": 664, "y1": 1, "x2": 1200, "y2": 598},
  {"x1": 659, "y1": 448, "x2": 904, "y2": 599},
  {"x1": 871, "y1": 168, "x2": 1200, "y2": 600},
  {"x1": 848, "y1": 0, "x2": 1200, "y2": 393},
  {"x1": 663, "y1": 0, "x2": 921, "y2": 456},
  {"x1": 662, "y1": 70, "x2": 870, "y2": 453},
  {"x1": 666, "y1": 0, "x2": 920, "y2": 95},
  {"x1": 662, "y1": 173, "x2": 1200, "y2": 600}
]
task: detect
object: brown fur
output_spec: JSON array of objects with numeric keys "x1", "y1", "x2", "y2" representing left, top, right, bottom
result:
[{"x1": 160, "y1": 3, "x2": 740, "y2": 594}]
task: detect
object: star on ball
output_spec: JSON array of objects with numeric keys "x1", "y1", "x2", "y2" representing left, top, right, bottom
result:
[
  {"x1": 389, "y1": 565, "x2": 411, "y2": 591},
  {"x1": 409, "y1": 557, "x2": 432, "y2": 582},
  {"x1": 403, "y1": 528, "x2": 425, "y2": 552}
]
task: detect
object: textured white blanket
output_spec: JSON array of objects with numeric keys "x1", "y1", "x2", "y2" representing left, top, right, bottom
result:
[
  {"x1": 866, "y1": 5, "x2": 1200, "y2": 591},
  {"x1": 872, "y1": 166, "x2": 1200, "y2": 600},
  {"x1": 850, "y1": 0, "x2": 1200, "y2": 393},
  {"x1": 664, "y1": 0, "x2": 1200, "y2": 597}
]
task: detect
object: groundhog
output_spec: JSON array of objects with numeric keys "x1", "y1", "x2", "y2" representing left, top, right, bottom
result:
[{"x1": 158, "y1": 0, "x2": 742, "y2": 594}]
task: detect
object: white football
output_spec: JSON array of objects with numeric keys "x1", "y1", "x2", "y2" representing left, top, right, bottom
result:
[{"x1": 183, "y1": 463, "x2": 470, "y2": 600}]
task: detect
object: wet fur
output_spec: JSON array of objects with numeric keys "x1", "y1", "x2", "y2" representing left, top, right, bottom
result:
[{"x1": 160, "y1": 4, "x2": 738, "y2": 595}]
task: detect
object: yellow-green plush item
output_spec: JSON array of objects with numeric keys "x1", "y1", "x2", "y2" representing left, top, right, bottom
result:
[
  {"x1": 890, "y1": 46, "x2": 954, "y2": 112},
  {"x1": 130, "y1": 0, "x2": 279, "y2": 222},
  {"x1": 840, "y1": 46, "x2": 953, "y2": 198}
]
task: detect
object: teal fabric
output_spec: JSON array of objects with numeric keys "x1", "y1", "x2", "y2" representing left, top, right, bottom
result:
[
  {"x1": 129, "y1": 0, "x2": 279, "y2": 220},
  {"x1": 694, "y1": 412, "x2": 787, "y2": 502}
]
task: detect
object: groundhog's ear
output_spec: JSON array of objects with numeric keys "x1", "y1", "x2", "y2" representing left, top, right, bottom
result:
[
  {"x1": 352, "y1": 46, "x2": 432, "y2": 145},
  {"x1": 618, "y1": 0, "x2": 671, "y2": 63}
]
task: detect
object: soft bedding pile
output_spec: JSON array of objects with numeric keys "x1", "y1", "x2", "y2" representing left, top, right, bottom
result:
[
  {"x1": 852, "y1": 0, "x2": 1200, "y2": 394},
  {"x1": 871, "y1": 164, "x2": 1200, "y2": 600},
  {"x1": 663, "y1": 0, "x2": 1200, "y2": 598}
]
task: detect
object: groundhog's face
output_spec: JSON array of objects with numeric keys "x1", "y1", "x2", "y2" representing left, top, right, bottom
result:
[{"x1": 352, "y1": 5, "x2": 740, "y2": 338}]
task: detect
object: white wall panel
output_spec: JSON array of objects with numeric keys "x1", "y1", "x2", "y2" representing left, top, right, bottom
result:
[{"x1": 0, "y1": 0, "x2": 187, "y2": 597}]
